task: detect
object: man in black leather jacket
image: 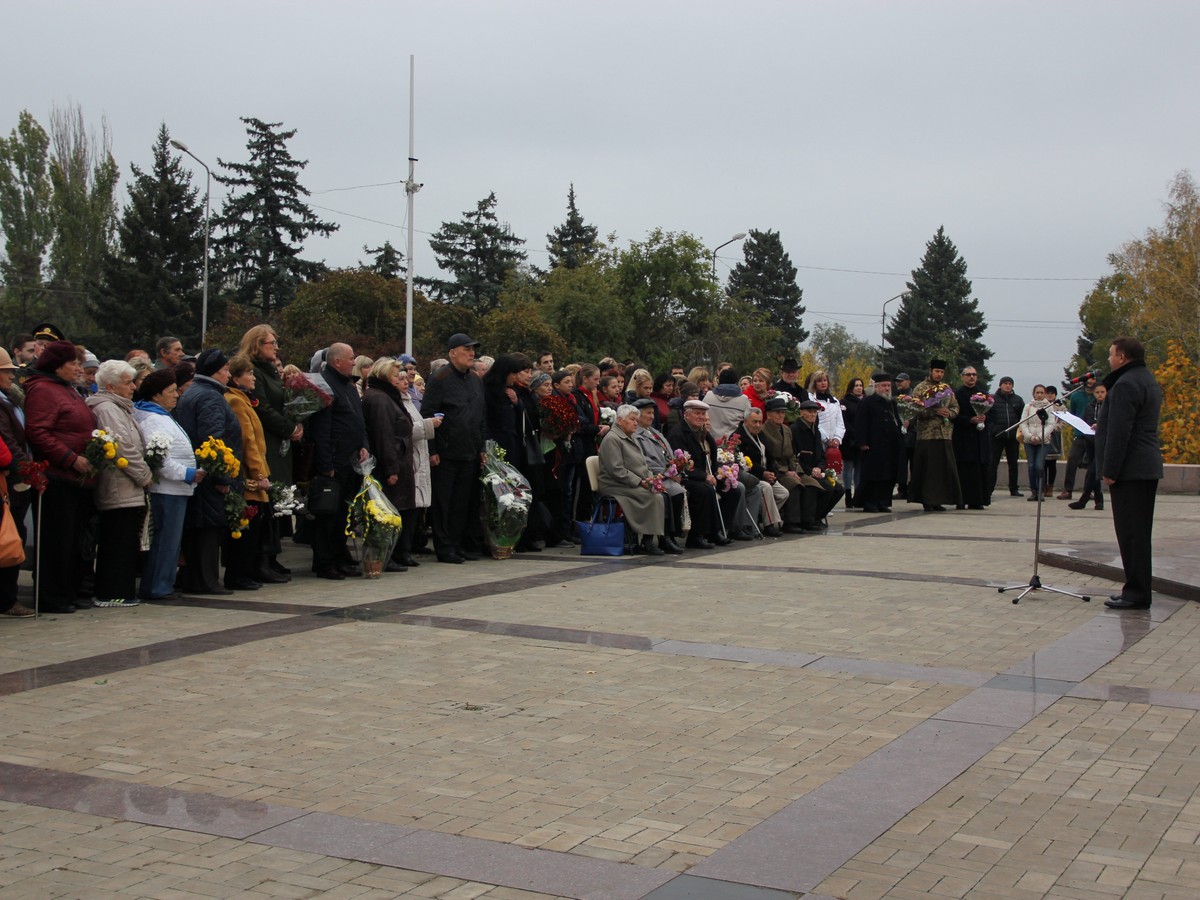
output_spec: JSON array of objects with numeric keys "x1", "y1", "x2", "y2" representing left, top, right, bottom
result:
[{"x1": 985, "y1": 376, "x2": 1025, "y2": 500}]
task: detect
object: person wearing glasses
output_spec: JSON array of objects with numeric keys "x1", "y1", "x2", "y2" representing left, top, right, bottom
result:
[
  {"x1": 238, "y1": 325, "x2": 300, "y2": 580},
  {"x1": 952, "y1": 366, "x2": 991, "y2": 510}
]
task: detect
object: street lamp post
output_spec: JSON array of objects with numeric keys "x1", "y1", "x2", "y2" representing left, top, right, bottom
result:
[
  {"x1": 880, "y1": 292, "x2": 908, "y2": 365},
  {"x1": 710, "y1": 232, "x2": 747, "y2": 278},
  {"x1": 169, "y1": 138, "x2": 211, "y2": 345}
]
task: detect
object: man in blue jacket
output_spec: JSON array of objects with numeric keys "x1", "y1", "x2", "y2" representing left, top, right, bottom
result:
[{"x1": 1096, "y1": 337, "x2": 1163, "y2": 610}]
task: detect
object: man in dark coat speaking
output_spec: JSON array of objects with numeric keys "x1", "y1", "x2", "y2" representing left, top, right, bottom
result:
[
  {"x1": 1096, "y1": 336, "x2": 1163, "y2": 611},
  {"x1": 856, "y1": 373, "x2": 904, "y2": 512}
]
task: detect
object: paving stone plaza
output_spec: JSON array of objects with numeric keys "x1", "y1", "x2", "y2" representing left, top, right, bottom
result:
[{"x1": 2, "y1": 493, "x2": 1199, "y2": 899}]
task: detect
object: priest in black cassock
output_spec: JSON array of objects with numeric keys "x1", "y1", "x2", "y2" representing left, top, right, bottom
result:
[{"x1": 856, "y1": 373, "x2": 904, "y2": 512}]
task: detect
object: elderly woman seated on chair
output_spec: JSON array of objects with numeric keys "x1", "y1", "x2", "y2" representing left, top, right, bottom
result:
[{"x1": 596, "y1": 404, "x2": 681, "y2": 556}]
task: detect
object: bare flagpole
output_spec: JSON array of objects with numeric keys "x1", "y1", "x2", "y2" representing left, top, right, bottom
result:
[{"x1": 404, "y1": 54, "x2": 422, "y2": 357}]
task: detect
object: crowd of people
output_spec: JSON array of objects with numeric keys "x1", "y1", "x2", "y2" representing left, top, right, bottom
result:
[{"x1": 0, "y1": 322, "x2": 1153, "y2": 619}]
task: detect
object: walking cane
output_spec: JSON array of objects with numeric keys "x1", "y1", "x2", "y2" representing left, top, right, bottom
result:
[{"x1": 33, "y1": 488, "x2": 42, "y2": 618}]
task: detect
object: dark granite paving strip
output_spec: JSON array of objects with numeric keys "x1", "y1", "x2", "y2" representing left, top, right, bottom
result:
[
  {"x1": 688, "y1": 720, "x2": 1014, "y2": 892},
  {"x1": 641, "y1": 873, "x2": 803, "y2": 899},
  {"x1": 384, "y1": 613, "x2": 657, "y2": 651},
  {"x1": 840, "y1": 531, "x2": 1033, "y2": 544},
  {"x1": 168, "y1": 595, "x2": 339, "y2": 615},
  {"x1": 0, "y1": 762, "x2": 305, "y2": 839},
  {"x1": 1002, "y1": 608, "x2": 1164, "y2": 681},
  {"x1": 802, "y1": 655, "x2": 993, "y2": 688},
  {"x1": 667, "y1": 560, "x2": 995, "y2": 589},
  {"x1": 0, "y1": 615, "x2": 337, "y2": 697},
  {"x1": 1039, "y1": 548, "x2": 1200, "y2": 602},
  {"x1": 1066, "y1": 682, "x2": 1200, "y2": 711}
]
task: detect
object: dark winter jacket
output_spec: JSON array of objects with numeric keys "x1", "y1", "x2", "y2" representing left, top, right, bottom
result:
[
  {"x1": 23, "y1": 369, "x2": 96, "y2": 483},
  {"x1": 174, "y1": 374, "x2": 243, "y2": 528},
  {"x1": 1095, "y1": 360, "x2": 1163, "y2": 482},
  {"x1": 856, "y1": 392, "x2": 903, "y2": 481},
  {"x1": 362, "y1": 377, "x2": 415, "y2": 510},
  {"x1": 840, "y1": 393, "x2": 862, "y2": 462},
  {"x1": 308, "y1": 364, "x2": 367, "y2": 475},
  {"x1": 791, "y1": 416, "x2": 827, "y2": 473},
  {"x1": 249, "y1": 356, "x2": 293, "y2": 485},
  {"x1": 422, "y1": 362, "x2": 485, "y2": 462},
  {"x1": 571, "y1": 388, "x2": 603, "y2": 463},
  {"x1": 986, "y1": 389, "x2": 1025, "y2": 438}
]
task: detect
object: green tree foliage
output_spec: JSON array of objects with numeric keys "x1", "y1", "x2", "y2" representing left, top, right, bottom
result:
[
  {"x1": 540, "y1": 259, "x2": 630, "y2": 362},
  {"x1": 1069, "y1": 273, "x2": 1139, "y2": 377},
  {"x1": 546, "y1": 184, "x2": 598, "y2": 270},
  {"x1": 806, "y1": 322, "x2": 877, "y2": 390},
  {"x1": 615, "y1": 229, "x2": 718, "y2": 372},
  {"x1": 725, "y1": 228, "x2": 807, "y2": 357},
  {"x1": 478, "y1": 291, "x2": 568, "y2": 362},
  {"x1": 46, "y1": 102, "x2": 120, "y2": 340},
  {"x1": 884, "y1": 226, "x2": 992, "y2": 383},
  {"x1": 92, "y1": 124, "x2": 206, "y2": 355},
  {"x1": 279, "y1": 269, "x2": 405, "y2": 360},
  {"x1": 1100, "y1": 170, "x2": 1200, "y2": 368},
  {"x1": 361, "y1": 241, "x2": 405, "y2": 279},
  {"x1": 0, "y1": 110, "x2": 54, "y2": 329},
  {"x1": 422, "y1": 192, "x2": 526, "y2": 314},
  {"x1": 212, "y1": 117, "x2": 338, "y2": 319},
  {"x1": 683, "y1": 293, "x2": 782, "y2": 376}
]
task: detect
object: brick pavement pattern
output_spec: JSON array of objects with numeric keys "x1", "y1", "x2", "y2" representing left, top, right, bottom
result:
[{"x1": 0, "y1": 493, "x2": 1197, "y2": 898}]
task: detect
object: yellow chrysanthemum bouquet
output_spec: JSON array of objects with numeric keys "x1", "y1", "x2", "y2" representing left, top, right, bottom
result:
[
  {"x1": 194, "y1": 436, "x2": 241, "y2": 479},
  {"x1": 83, "y1": 428, "x2": 129, "y2": 476},
  {"x1": 345, "y1": 455, "x2": 402, "y2": 578}
]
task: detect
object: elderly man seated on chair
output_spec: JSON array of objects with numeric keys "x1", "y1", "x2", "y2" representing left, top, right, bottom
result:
[
  {"x1": 667, "y1": 398, "x2": 754, "y2": 548},
  {"x1": 597, "y1": 404, "x2": 674, "y2": 555},
  {"x1": 791, "y1": 398, "x2": 846, "y2": 531}
]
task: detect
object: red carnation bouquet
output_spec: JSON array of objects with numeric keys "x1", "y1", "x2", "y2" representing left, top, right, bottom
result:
[
  {"x1": 539, "y1": 393, "x2": 579, "y2": 453},
  {"x1": 283, "y1": 372, "x2": 334, "y2": 425}
]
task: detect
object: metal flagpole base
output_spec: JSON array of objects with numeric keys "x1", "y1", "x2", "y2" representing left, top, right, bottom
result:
[{"x1": 998, "y1": 574, "x2": 1091, "y2": 605}]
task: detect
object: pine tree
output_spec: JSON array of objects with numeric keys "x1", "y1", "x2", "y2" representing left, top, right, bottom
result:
[
  {"x1": 421, "y1": 192, "x2": 526, "y2": 314},
  {"x1": 0, "y1": 111, "x2": 54, "y2": 329},
  {"x1": 212, "y1": 117, "x2": 338, "y2": 319},
  {"x1": 546, "y1": 184, "x2": 598, "y2": 269},
  {"x1": 725, "y1": 228, "x2": 807, "y2": 358},
  {"x1": 91, "y1": 125, "x2": 206, "y2": 354},
  {"x1": 361, "y1": 241, "x2": 405, "y2": 279},
  {"x1": 884, "y1": 226, "x2": 992, "y2": 383}
]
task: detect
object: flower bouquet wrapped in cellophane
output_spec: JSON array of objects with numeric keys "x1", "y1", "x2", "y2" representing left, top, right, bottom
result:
[
  {"x1": 345, "y1": 455, "x2": 401, "y2": 578},
  {"x1": 480, "y1": 440, "x2": 531, "y2": 559}
]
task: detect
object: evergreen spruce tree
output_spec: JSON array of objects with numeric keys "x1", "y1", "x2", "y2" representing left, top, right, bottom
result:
[
  {"x1": 884, "y1": 226, "x2": 992, "y2": 383},
  {"x1": 93, "y1": 124, "x2": 205, "y2": 353},
  {"x1": 546, "y1": 184, "x2": 598, "y2": 269},
  {"x1": 211, "y1": 117, "x2": 338, "y2": 319},
  {"x1": 725, "y1": 228, "x2": 807, "y2": 358},
  {"x1": 361, "y1": 241, "x2": 405, "y2": 279},
  {"x1": 0, "y1": 111, "x2": 54, "y2": 329},
  {"x1": 421, "y1": 192, "x2": 526, "y2": 314}
]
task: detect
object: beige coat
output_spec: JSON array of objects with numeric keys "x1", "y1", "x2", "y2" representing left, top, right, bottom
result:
[
  {"x1": 86, "y1": 392, "x2": 152, "y2": 511},
  {"x1": 597, "y1": 428, "x2": 664, "y2": 537},
  {"x1": 403, "y1": 395, "x2": 436, "y2": 508}
]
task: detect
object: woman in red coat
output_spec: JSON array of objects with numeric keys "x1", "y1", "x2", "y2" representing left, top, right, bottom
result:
[
  {"x1": 743, "y1": 367, "x2": 773, "y2": 414},
  {"x1": 24, "y1": 341, "x2": 97, "y2": 613}
]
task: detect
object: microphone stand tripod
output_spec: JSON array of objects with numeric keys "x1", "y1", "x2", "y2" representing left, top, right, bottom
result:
[{"x1": 998, "y1": 388, "x2": 1092, "y2": 604}]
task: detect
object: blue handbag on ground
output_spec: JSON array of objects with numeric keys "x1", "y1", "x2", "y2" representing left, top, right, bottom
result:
[{"x1": 577, "y1": 498, "x2": 625, "y2": 556}]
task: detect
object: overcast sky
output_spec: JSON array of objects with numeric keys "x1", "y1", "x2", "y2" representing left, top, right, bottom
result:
[{"x1": 5, "y1": 0, "x2": 1197, "y2": 390}]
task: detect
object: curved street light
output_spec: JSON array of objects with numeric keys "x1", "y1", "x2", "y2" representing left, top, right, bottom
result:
[
  {"x1": 169, "y1": 137, "x2": 211, "y2": 345},
  {"x1": 880, "y1": 291, "x2": 908, "y2": 365},
  {"x1": 710, "y1": 232, "x2": 747, "y2": 277}
]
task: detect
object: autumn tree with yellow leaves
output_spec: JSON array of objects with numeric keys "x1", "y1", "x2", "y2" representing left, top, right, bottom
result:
[{"x1": 1155, "y1": 340, "x2": 1200, "y2": 464}]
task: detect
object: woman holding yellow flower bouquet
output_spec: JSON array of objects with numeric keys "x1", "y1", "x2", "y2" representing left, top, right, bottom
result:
[
  {"x1": 86, "y1": 361, "x2": 154, "y2": 607},
  {"x1": 174, "y1": 349, "x2": 244, "y2": 595}
]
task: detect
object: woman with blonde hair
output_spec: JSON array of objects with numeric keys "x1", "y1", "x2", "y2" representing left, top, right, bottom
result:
[
  {"x1": 743, "y1": 367, "x2": 773, "y2": 413},
  {"x1": 352, "y1": 355, "x2": 374, "y2": 397},
  {"x1": 686, "y1": 366, "x2": 712, "y2": 397},
  {"x1": 225, "y1": 355, "x2": 276, "y2": 589},
  {"x1": 238, "y1": 324, "x2": 298, "y2": 579},
  {"x1": 805, "y1": 369, "x2": 845, "y2": 447}
]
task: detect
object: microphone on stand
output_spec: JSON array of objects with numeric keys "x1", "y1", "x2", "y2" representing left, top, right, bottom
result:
[{"x1": 1063, "y1": 371, "x2": 1096, "y2": 386}]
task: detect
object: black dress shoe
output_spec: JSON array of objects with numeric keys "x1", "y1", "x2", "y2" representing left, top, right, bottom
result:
[
  {"x1": 955, "y1": 504, "x2": 967, "y2": 510},
  {"x1": 782, "y1": 523, "x2": 805, "y2": 534},
  {"x1": 711, "y1": 534, "x2": 732, "y2": 546},
  {"x1": 762, "y1": 525, "x2": 783, "y2": 537},
  {"x1": 640, "y1": 537, "x2": 665, "y2": 556},
  {"x1": 659, "y1": 536, "x2": 683, "y2": 554},
  {"x1": 437, "y1": 553, "x2": 464, "y2": 564},
  {"x1": 254, "y1": 568, "x2": 290, "y2": 584},
  {"x1": 225, "y1": 577, "x2": 262, "y2": 591},
  {"x1": 46, "y1": 604, "x2": 77, "y2": 614},
  {"x1": 730, "y1": 530, "x2": 753, "y2": 541},
  {"x1": 1104, "y1": 596, "x2": 1150, "y2": 610},
  {"x1": 73, "y1": 597, "x2": 95, "y2": 609},
  {"x1": 458, "y1": 549, "x2": 481, "y2": 561},
  {"x1": 269, "y1": 559, "x2": 291, "y2": 576},
  {"x1": 338, "y1": 564, "x2": 362, "y2": 577},
  {"x1": 801, "y1": 524, "x2": 824, "y2": 533},
  {"x1": 398, "y1": 555, "x2": 420, "y2": 567},
  {"x1": 315, "y1": 567, "x2": 346, "y2": 580},
  {"x1": 384, "y1": 560, "x2": 408, "y2": 573},
  {"x1": 968, "y1": 504, "x2": 985, "y2": 510},
  {"x1": 193, "y1": 584, "x2": 234, "y2": 595},
  {"x1": 862, "y1": 504, "x2": 882, "y2": 513},
  {"x1": 1011, "y1": 490, "x2": 1024, "y2": 497},
  {"x1": 685, "y1": 537, "x2": 714, "y2": 550},
  {"x1": 923, "y1": 504, "x2": 947, "y2": 512}
]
